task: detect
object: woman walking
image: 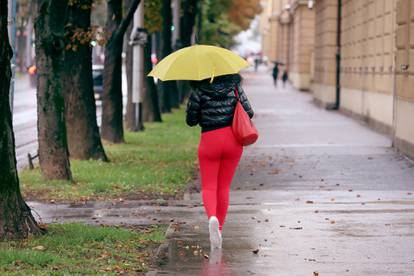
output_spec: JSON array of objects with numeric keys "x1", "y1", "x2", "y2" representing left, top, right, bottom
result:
[{"x1": 186, "y1": 74, "x2": 254, "y2": 249}]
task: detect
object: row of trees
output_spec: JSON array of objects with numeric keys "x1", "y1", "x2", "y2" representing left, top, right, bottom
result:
[{"x1": 1, "y1": 0, "x2": 261, "y2": 239}]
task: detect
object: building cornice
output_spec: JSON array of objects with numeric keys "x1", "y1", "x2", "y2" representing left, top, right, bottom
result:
[
  {"x1": 279, "y1": 10, "x2": 291, "y2": 24},
  {"x1": 290, "y1": 0, "x2": 309, "y2": 12}
]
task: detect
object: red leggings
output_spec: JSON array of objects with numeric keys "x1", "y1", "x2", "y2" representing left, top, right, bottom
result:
[{"x1": 198, "y1": 126, "x2": 243, "y2": 230}]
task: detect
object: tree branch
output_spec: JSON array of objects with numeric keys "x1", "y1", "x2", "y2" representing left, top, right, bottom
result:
[{"x1": 115, "y1": 0, "x2": 141, "y2": 40}]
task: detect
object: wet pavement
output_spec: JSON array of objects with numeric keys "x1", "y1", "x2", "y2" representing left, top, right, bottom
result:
[{"x1": 29, "y1": 69, "x2": 414, "y2": 275}]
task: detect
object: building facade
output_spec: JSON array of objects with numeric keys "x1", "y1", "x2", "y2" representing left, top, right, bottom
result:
[
  {"x1": 261, "y1": 0, "x2": 316, "y2": 90},
  {"x1": 261, "y1": 0, "x2": 414, "y2": 159},
  {"x1": 288, "y1": 1, "x2": 315, "y2": 90},
  {"x1": 313, "y1": 0, "x2": 414, "y2": 158},
  {"x1": 394, "y1": 0, "x2": 414, "y2": 158}
]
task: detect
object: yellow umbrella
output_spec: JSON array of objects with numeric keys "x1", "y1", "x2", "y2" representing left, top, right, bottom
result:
[{"x1": 148, "y1": 44, "x2": 249, "y2": 82}]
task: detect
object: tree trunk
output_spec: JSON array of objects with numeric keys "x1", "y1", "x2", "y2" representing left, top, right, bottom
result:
[
  {"x1": 62, "y1": 1, "x2": 108, "y2": 161},
  {"x1": 180, "y1": 0, "x2": 197, "y2": 47},
  {"x1": 34, "y1": 0, "x2": 72, "y2": 180},
  {"x1": 101, "y1": 0, "x2": 141, "y2": 143},
  {"x1": 179, "y1": 0, "x2": 198, "y2": 100},
  {"x1": 161, "y1": 0, "x2": 179, "y2": 112},
  {"x1": 0, "y1": 0, "x2": 43, "y2": 239},
  {"x1": 143, "y1": 35, "x2": 162, "y2": 122}
]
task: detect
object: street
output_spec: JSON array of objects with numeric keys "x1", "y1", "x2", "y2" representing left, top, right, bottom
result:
[
  {"x1": 29, "y1": 70, "x2": 414, "y2": 275},
  {"x1": 13, "y1": 75, "x2": 38, "y2": 169},
  {"x1": 12, "y1": 71, "x2": 127, "y2": 169}
]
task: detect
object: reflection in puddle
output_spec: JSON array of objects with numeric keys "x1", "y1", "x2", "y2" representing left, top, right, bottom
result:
[{"x1": 202, "y1": 249, "x2": 230, "y2": 276}]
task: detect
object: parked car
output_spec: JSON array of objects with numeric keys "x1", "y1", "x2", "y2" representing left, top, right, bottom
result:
[{"x1": 92, "y1": 65, "x2": 104, "y2": 100}]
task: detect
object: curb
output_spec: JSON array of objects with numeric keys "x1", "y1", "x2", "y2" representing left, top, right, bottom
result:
[{"x1": 145, "y1": 222, "x2": 175, "y2": 276}]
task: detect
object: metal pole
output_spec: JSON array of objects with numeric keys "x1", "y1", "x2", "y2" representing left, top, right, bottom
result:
[
  {"x1": 334, "y1": 0, "x2": 342, "y2": 110},
  {"x1": 172, "y1": 0, "x2": 181, "y2": 49},
  {"x1": 131, "y1": 1, "x2": 144, "y2": 131},
  {"x1": 7, "y1": 0, "x2": 17, "y2": 113}
]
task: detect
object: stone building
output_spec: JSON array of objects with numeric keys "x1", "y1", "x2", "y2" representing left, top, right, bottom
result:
[
  {"x1": 260, "y1": 0, "x2": 316, "y2": 90},
  {"x1": 287, "y1": 0, "x2": 315, "y2": 90},
  {"x1": 260, "y1": 0, "x2": 287, "y2": 62},
  {"x1": 312, "y1": 0, "x2": 414, "y2": 158},
  {"x1": 261, "y1": 0, "x2": 414, "y2": 158},
  {"x1": 394, "y1": 0, "x2": 414, "y2": 158}
]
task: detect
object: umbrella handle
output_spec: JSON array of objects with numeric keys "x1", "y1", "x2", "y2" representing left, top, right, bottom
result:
[{"x1": 209, "y1": 67, "x2": 216, "y2": 83}]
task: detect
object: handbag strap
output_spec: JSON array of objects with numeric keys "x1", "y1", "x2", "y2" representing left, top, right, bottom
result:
[{"x1": 234, "y1": 86, "x2": 240, "y2": 101}]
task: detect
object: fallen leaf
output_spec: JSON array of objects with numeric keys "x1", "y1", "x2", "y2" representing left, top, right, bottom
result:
[
  {"x1": 269, "y1": 168, "x2": 280, "y2": 175},
  {"x1": 252, "y1": 248, "x2": 259, "y2": 254},
  {"x1": 38, "y1": 223, "x2": 48, "y2": 230},
  {"x1": 32, "y1": 245, "x2": 46, "y2": 251}
]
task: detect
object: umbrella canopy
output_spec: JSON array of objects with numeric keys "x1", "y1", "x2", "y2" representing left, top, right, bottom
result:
[{"x1": 148, "y1": 45, "x2": 249, "y2": 82}]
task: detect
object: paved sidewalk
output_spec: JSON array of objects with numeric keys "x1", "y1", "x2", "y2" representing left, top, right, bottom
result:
[{"x1": 150, "y1": 71, "x2": 414, "y2": 275}]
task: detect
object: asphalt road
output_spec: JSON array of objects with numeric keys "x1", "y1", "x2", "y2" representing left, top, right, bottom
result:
[{"x1": 12, "y1": 72, "x2": 127, "y2": 169}]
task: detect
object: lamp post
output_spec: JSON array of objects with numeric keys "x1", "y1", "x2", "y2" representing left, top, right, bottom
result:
[
  {"x1": 172, "y1": 0, "x2": 181, "y2": 50},
  {"x1": 129, "y1": 1, "x2": 147, "y2": 131},
  {"x1": 7, "y1": 0, "x2": 16, "y2": 113}
]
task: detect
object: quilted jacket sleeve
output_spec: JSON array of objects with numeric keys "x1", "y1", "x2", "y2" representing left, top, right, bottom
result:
[
  {"x1": 238, "y1": 85, "x2": 254, "y2": 119},
  {"x1": 186, "y1": 89, "x2": 201, "y2": 126}
]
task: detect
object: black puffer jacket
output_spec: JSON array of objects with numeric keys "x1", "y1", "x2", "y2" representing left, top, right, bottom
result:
[{"x1": 186, "y1": 74, "x2": 254, "y2": 132}]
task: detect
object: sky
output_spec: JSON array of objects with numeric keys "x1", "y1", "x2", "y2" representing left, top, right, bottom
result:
[{"x1": 232, "y1": 17, "x2": 261, "y2": 57}]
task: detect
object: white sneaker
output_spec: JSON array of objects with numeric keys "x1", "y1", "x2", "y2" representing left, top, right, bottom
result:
[{"x1": 209, "y1": 216, "x2": 221, "y2": 249}]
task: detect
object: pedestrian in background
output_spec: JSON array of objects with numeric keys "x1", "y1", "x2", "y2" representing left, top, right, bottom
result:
[
  {"x1": 272, "y1": 63, "x2": 279, "y2": 87},
  {"x1": 282, "y1": 70, "x2": 288, "y2": 88},
  {"x1": 186, "y1": 74, "x2": 254, "y2": 250}
]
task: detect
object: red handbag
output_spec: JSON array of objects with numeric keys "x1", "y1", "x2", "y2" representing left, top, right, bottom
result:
[{"x1": 232, "y1": 87, "x2": 259, "y2": 146}]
